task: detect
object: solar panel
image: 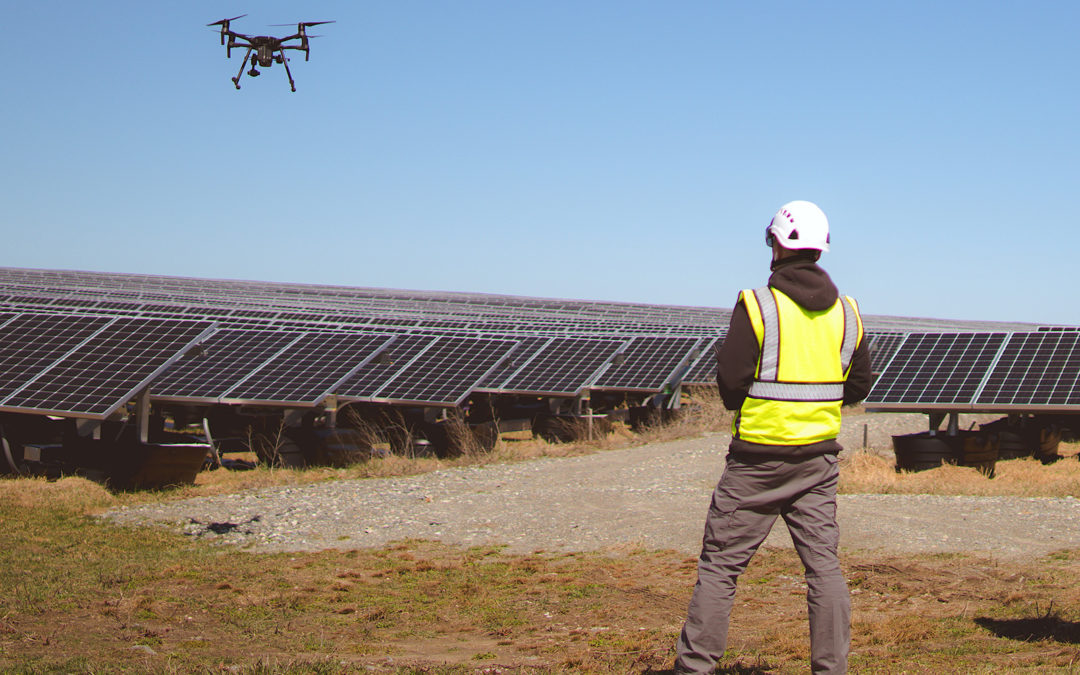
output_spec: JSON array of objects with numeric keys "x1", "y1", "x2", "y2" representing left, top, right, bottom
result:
[
  {"x1": 358, "y1": 336, "x2": 520, "y2": 406},
  {"x1": 335, "y1": 334, "x2": 438, "y2": 399},
  {"x1": 975, "y1": 331, "x2": 1080, "y2": 407},
  {"x1": 220, "y1": 332, "x2": 396, "y2": 406},
  {"x1": 0, "y1": 313, "x2": 115, "y2": 402},
  {"x1": 591, "y1": 336, "x2": 702, "y2": 392},
  {"x1": 475, "y1": 335, "x2": 552, "y2": 389},
  {"x1": 492, "y1": 337, "x2": 624, "y2": 396},
  {"x1": 0, "y1": 317, "x2": 216, "y2": 418},
  {"x1": 679, "y1": 336, "x2": 723, "y2": 386},
  {"x1": 151, "y1": 329, "x2": 304, "y2": 403},
  {"x1": 867, "y1": 331, "x2": 907, "y2": 374},
  {"x1": 865, "y1": 332, "x2": 1007, "y2": 409}
]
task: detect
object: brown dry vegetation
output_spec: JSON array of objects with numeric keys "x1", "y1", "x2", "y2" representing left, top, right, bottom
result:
[
  {"x1": 840, "y1": 442, "x2": 1080, "y2": 497},
  {"x1": 2, "y1": 476, "x2": 1080, "y2": 674},
  {"x1": 4, "y1": 398, "x2": 1080, "y2": 673}
]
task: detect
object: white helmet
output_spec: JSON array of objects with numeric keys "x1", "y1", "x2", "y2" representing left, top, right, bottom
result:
[{"x1": 766, "y1": 200, "x2": 830, "y2": 253}]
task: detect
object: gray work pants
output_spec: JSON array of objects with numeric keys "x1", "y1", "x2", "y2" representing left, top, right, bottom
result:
[{"x1": 675, "y1": 452, "x2": 849, "y2": 674}]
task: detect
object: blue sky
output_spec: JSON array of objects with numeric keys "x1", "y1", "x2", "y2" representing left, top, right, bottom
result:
[{"x1": 4, "y1": 2, "x2": 1077, "y2": 325}]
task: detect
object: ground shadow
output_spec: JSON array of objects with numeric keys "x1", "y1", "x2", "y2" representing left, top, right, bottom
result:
[
  {"x1": 975, "y1": 613, "x2": 1080, "y2": 643},
  {"x1": 642, "y1": 662, "x2": 775, "y2": 674}
]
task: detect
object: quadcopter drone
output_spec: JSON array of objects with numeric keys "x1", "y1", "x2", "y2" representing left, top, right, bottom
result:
[{"x1": 207, "y1": 15, "x2": 334, "y2": 92}]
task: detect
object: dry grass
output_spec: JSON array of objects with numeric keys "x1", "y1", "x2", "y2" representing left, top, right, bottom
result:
[
  {"x1": 3, "y1": 475, "x2": 1080, "y2": 673},
  {"x1": 5, "y1": 411, "x2": 1080, "y2": 673},
  {"x1": 89, "y1": 390, "x2": 732, "y2": 509},
  {"x1": 76, "y1": 398, "x2": 1079, "y2": 511},
  {"x1": 840, "y1": 443, "x2": 1080, "y2": 497}
]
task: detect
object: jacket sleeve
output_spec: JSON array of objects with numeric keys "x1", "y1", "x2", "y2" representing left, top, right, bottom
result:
[
  {"x1": 842, "y1": 336, "x2": 872, "y2": 405},
  {"x1": 715, "y1": 299, "x2": 760, "y2": 411}
]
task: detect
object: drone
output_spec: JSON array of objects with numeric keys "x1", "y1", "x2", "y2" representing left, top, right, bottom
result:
[{"x1": 207, "y1": 15, "x2": 334, "y2": 92}]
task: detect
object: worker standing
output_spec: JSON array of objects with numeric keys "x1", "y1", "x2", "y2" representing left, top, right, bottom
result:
[{"x1": 675, "y1": 200, "x2": 872, "y2": 674}]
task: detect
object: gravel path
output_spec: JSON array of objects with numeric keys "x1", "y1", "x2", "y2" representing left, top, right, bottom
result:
[{"x1": 102, "y1": 413, "x2": 1080, "y2": 561}]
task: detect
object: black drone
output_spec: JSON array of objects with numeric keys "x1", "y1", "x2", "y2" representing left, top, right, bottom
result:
[{"x1": 208, "y1": 15, "x2": 334, "y2": 92}]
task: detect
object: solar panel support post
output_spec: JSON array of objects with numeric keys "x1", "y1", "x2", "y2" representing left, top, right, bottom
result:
[
  {"x1": 946, "y1": 412, "x2": 959, "y2": 437},
  {"x1": 135, "y1": 387, "x2": 151, "y2": 444},
  {"x1": 324, "y1": 395, "x2": 339, "y2": 428},
  {"x1": 663, "y1": 384, "x2": 682, "y2": 410},
  {"x1": 928, "y1": 411, "x2": 947, "y2": 437},
  {"x1": 283, "y1": 408, "x2": 305, "y2": 428},
  {"x1": 75, "y1": 418, "x2": 101, "y2": 439},
  {"x1": 201, "y1": 418, "x2": 223, "y2": 469},
  {"x1": 585, "y1": 401, "x2": 593, "y2": 441}
]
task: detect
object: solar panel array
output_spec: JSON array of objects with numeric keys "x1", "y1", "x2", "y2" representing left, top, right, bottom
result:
[
  {"x1": 0, "y1": 267, "x2": 1060, "y2": 422},
  {"x1": 866, "y1": 330, "x2": 1080, "y2": 412},
  {"x1": 0, "y1": 269, "x2": 735, "y2": 412}
]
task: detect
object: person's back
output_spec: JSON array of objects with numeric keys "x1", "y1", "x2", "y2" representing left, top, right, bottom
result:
[{"x1": 675, "y1": 201, "x2": 871, "y2": 675}]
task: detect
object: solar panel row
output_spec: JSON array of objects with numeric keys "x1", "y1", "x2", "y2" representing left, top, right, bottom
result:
[
  {"x1": 0, "y1": 268, "x2": 730, "y2": 329},
  {"x1": 16, "y1": 268, "x2": 1060, "y2": 423}
]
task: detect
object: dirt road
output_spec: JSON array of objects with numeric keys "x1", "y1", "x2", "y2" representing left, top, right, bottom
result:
[{"x1": 104, "y1": 412, "x2": 1080, "y2": 561}]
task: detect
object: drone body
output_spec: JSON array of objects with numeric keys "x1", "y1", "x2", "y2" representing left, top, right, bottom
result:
[{"x1": 208, "y1": 15, "x2": 334, "y2": 92}]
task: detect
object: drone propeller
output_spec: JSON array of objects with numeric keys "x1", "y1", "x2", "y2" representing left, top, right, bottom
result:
[
  {"x1": 207, "y1": 14, "x2": 246, "y2": 27},
  {"x1": 269, "y1": 20, "x2": 336, "y2": 27},
  {"x1": 207, "y1": 14, "x2": 247, "y2": 45}
]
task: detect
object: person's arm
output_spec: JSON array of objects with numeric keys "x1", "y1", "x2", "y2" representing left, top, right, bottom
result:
[
  {"x1": 715, "y1": 300, "x2": 759, "y2": 411},
  {"x1": 842, "y1": 337, "x2": 872, "y2": 405}
]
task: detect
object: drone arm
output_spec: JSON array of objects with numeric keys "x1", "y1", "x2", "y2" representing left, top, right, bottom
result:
[{"x1": 224, "y1": 33, "x2": 253, "y2": 58}]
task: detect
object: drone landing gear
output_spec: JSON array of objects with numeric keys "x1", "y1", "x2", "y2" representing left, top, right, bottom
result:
[
  {"x1": 231, "y1": 47, "x2": 254, "y2": 90},
  {"x1": 280, "y1": 54, "x2": 297, "y2": 92}
]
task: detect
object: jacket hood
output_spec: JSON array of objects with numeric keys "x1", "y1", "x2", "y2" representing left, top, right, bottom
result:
[{"x1": 768, "y1": 259, "x2": 839, "y2": 311}]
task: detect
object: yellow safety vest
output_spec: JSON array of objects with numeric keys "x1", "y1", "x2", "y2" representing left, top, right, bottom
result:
[{"x1": 733, "y1": 286, "x2": 863, "y2": 446}]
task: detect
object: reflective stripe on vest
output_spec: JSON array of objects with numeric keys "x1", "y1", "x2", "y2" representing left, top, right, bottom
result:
[
  {"x1": 748, "y1": 381, "x2": 845, "y2": 401},
  {"x1": 838, "y1": 295, "x2": 858, "y2": 374},
  {"x1": 753, "y1": 287, "x2": 781, "y2": 381}
]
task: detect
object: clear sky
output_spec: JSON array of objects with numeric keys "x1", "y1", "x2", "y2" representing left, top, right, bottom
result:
[{"x1": 4, "y1": 2, "x2": 1077, "y2": 325}]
